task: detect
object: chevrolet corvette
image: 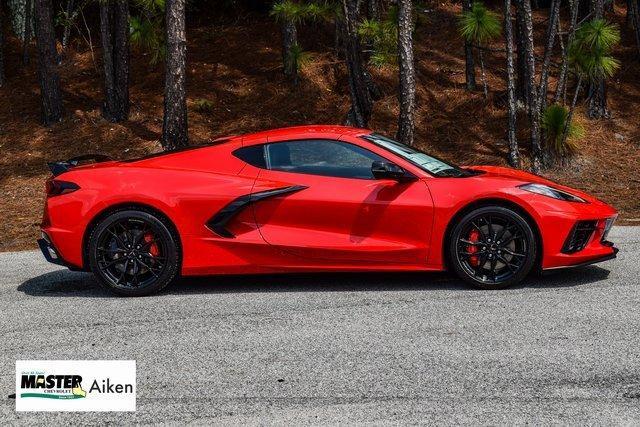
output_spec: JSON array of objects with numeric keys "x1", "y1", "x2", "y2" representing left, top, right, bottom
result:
[{"x1": 39, "y1": 125, "x2": 618, "y2": 296}]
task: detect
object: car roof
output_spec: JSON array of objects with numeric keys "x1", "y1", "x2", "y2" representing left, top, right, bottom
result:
[
  {"x1": 236, "y1": 125, "x2": 372, "y2": 145},
  {"x1": 123, "y1": 125, "x2": 372, "y2": 165}
]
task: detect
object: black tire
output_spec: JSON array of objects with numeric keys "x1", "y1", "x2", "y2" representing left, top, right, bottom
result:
[
  {"x1": 88, "y1": 209, "x2": 180, "y2": 296},
  {"x1": 448, "y1": 206, "x2": 537, "y2": 290}
]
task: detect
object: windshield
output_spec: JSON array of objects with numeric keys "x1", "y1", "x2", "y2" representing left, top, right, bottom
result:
[{"x1": 362, "y1": 134, "x2": 470, "y2": 177}]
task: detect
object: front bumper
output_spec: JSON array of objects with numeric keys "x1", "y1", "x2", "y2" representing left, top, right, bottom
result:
[
  {"x1": 543, "y1": 246, "x2": 618, "y2": 272},
  {"x1": 539, "y1": 210, "x2": 618, "y2": 270}
]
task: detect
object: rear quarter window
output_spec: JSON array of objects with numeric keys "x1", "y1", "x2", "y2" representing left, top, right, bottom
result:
[{"x1": 233, "y1": 146, "x2": 266, "y2": 168}]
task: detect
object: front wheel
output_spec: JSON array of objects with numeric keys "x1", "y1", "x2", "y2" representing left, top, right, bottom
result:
[
  {"x1": 88, "y1": 209, "x2": 180, "y2": 296},
  {"x1": 448, "y1": 206, "x2": 537, "y2": 289}
]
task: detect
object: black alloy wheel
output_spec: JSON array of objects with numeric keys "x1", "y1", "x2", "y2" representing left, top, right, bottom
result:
[
  {"x1": 449, "y1": 206, "x2": 537, "y2": 289},
  {"x1": 88, "y1": 209, "x2": 180, "y2": 296}
]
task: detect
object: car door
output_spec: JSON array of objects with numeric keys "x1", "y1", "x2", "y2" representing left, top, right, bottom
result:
[{"x1": 250, "y1": 138, "x2": 435, "y2": 265}]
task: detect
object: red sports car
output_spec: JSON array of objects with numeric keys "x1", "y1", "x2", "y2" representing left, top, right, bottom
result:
[{"x1": 39, "y1": 125, "x2": 618, "y2": 296}]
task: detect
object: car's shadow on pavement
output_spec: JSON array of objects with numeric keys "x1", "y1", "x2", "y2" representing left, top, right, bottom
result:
[{"x1": 17, "y1": 266, "x2": 612, "y2": 298}]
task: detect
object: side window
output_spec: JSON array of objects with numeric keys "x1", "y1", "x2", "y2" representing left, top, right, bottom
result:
[
  {"x1": 265, "y1": 140, "x2": 385, "y2": 179},
  {"x1": 233, "y1": 145, "x2": 266, "y2": 168}
]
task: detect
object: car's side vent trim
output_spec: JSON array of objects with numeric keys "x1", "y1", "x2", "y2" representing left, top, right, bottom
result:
[{"x1": 206, "y1": 185, "x2": 308, "y2": 238}]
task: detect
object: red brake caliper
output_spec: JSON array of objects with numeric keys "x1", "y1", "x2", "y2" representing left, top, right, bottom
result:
[
  {"x1": 144, "y1": 233, "x2": 159, "y2": 257},
  {"x1": 468, "y1": 229, "x2": 480, "y2": 267}
]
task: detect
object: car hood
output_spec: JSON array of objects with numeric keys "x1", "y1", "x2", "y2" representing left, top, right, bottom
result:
[
  {"x1": 467, "y1": 165, "x2": 555, "y2": 184},
  {"x1": 466, "y1": 165, "x2": 606, "y2": 205}
]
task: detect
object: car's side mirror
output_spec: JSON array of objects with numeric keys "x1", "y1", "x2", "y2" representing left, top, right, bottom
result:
[{"x1": 371, "y1": 161, "x2": 416, "y2": 183}]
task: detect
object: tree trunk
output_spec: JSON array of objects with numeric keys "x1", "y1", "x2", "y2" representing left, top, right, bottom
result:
[
  {"x1": 396, "y1": 0, "x2": 415, "y2": 146},
  {"x1": 515, "y1": 4, "x2": 530, "y2": 108},
  {"x1": 631, "y1": 0, "x2": 640, "y2": 58},
  {"x1": 342, "y1": 0, "x2": 373, "y2": 127},
  {"x1": 561, "y1": 74, "x2": 582, "y2": 151},
  {"x1": 504, "y1": 0, "x2": 520, "y2": 168},
  {"x1": 587, "y1": 79, "x2": 609, "y2": 118},
  {"x1": 0, "y1": 0, "x2": 5, "y2": 87},
  {"x1": 113, "y1": 0, "x2": 129, "y2": 120},
  {"x1": 606, "y1": 0, "x2": 614, "y2": 13},
  {"x1": 554, "y1": 0, "x2": 579, "y2": 105},
  {"x1": 62, "y1": 0, "x2": 75, "y2": 50},
  {"x1": 368, "y1": 0, "x2": 380, "y2": 20},
  {"x1": 334, "y1": 16, "x2": 345, "y2": 58},
  {"x1": 516, "y1": 0, "x2": 541, "y2": 172},
  {"x1": 34, "y1": 0, "x2": 63, "y2": 125},
  {"x1": 462, "y1": 0, "x2": 476, "y2": 91},
  {"x1": 100, "y1": 2, "x2": 117, "y2": 120},
  {"x1": 537, "y1": 0, "x2": 560, "y2": 167},
  {"x1": 591, "y1": 0, "x2": 604, "y2": 17},
  {"x1": 281, "y1": 20, "x2": 298, "y2": 80},
  {"x1": 538, "y1": 0, "x2": 560, "y2": 113},
  {"x1": 364, "y1": 68, "x2": 382, "y2": 100},
  {"x1": 162, "y1": 0, "x2": 188, "y2": 149},
  {"x1": 578, "y1": 0, "x2": 590, "y2": 21},
  {"x1": 587, "y1": 0, "x2": 610, "y2": 118},
  {"x1": 478, "y1": 50, "x2": 488, "y2": 98},
  {"x1": 23, "y1": 0, "x2": 33, "y2": 65},
  {"x1": 101, "y1": 0, "x2": 129, "y2": 122},
  {"x1": 553, "y1": 17, "x2": 566, "y2": 103}
]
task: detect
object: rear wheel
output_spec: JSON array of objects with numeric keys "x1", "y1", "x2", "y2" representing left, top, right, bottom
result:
[
  {"x1": 448, "y1": 206, "x2": 536, "y2": 289},
  {"x1": 88, "y1": 209, "x2": 180, "y2": 296}
]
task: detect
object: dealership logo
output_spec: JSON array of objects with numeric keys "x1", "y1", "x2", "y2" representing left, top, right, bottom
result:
[
  {"x1": 20, "y1": 373, "x2": 87, "y2": 399},
  {"x1": 16, "y1": 361, "x2": 136, "y2": 411}
]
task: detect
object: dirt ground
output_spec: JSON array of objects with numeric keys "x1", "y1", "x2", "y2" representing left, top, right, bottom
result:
[{"x1": 1, "y1": 3, "x2": 638, "y2": 251}]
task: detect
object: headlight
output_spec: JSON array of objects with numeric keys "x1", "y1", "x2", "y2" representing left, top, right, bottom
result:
[
  {"x1": 518, "y1": 183, "x2": 587, "y2": 203},
  {"x1": 602, "y1": 216, "x2": 617, "y2": 241}
]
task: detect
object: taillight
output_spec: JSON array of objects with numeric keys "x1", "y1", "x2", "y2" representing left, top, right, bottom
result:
[{"x1": 45, "y1": 179, "x2": 80, "y2": 197}]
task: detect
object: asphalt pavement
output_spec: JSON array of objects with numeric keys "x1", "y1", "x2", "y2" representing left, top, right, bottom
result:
[{"x1": 1, "y1": 226, "x2": 639, "y2": 425}]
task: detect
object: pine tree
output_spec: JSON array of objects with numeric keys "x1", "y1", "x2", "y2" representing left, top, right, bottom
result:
[
  {"x1": 553, "y1": 0, "x2": 579, "y2": 105},
  {"x1": 503, "y1": 0, "x2": 519, "y2": 167},
  {"x1": 162, "y1": 0, "x2": 188, "y2": 149},
  {"x1": 515, "y1": 4, "x2": 530, "y2": 107},
  {"x1": 587, "y1": 0, "x2": 610, "y2": 118},
  {"x1": 565, "y1": 18, "x2": 620, "y2": 144},
  {"x1": 462, "y1": 0, "x2": 476, "y2": 91},
  {"x1": 34, "y1": 0, "x2": 63, "y2": 125},
  {"x1": 23, "y1": 0, "x2": 33, "y2": 64},
  {"x1": 368, "y1": 0, "x2": 380, "y2": 20},
  {"x1": 515, "y1": 0, "x2": 541, "y2": 172},
  {"x1": 0, "y1": 0, "x2": 5, "y2": 87},
  {"x1": 271, "y1": 1, "x2": 305, "y2": 82},
  {"x1": 630, "y1": 0, "x2": 640, "y2": 58},
  {"x1": 459, "y1": 2, "x2": 501, "y2": 98},
  {"x1": 537, "y1": 0, "x2": 560, "y2": 114},
  {"x1": 542, "y1": 104, "x2": 583, "y2": 158},
  {"x1": 396, "y1": 0, "x2": 415, "y2": 146},
  {"x1": 342, "y1": 0, "x2": 373, "y2": 127},
  {"x1": 100, "y1": 0, "x2": 130, "y2": 122},
  {"x1": 62, "y1": 0, "x2": 75, "y2": 50}
]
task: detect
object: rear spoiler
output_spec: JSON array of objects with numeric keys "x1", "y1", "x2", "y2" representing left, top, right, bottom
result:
[{"x1": 48, "y1": 154, "x2": 114, "y2": 177}]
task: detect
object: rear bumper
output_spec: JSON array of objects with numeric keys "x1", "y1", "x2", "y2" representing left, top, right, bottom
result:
[
  {"x1": 542, "y1": 246, "x2": 618, "y2": 273},
  {"x1": 37, "y1": 233, "x2": 83, "y2": 271}
]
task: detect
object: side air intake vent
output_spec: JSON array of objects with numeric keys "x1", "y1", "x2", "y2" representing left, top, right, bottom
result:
[{"x1": 561, "y1": 220, "x2": 597, "y2": 254}]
